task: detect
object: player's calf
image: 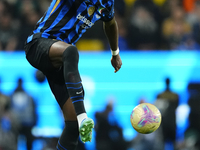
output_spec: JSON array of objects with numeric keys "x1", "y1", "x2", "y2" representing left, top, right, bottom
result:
[{"x1": 57, "y1": 121, "x2": 79, "y2": 150}]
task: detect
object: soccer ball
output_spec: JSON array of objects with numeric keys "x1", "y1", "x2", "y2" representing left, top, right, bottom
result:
[{"x1": 130, "y1": 103, "x2": 162, "y2": 134}]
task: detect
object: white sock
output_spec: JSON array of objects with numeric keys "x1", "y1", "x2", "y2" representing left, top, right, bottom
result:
[{"x1": 77, "y1": 113, "x2": 88, "y2": 127}]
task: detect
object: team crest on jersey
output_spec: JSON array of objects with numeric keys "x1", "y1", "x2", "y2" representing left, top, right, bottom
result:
[{"x1": 88, "y1": 6, "x2": 95, "y2": 16}]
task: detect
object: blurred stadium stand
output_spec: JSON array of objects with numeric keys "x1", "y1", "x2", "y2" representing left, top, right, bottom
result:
[{"x1": 0, "y1": 50, "x2": 199, "y2": 150}]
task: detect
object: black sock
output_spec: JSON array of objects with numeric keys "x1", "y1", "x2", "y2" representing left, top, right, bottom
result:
[
  {"x1": 62, "y1": 46, "x2": 86, "y2": 115},
  {"x1": 57, "y1": 121, "x2": 79, "y2": 150}
]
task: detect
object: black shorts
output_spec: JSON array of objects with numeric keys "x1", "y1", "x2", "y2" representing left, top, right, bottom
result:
[{"x1": 24, "y1": 38, "x2": 69, "y2": 108}]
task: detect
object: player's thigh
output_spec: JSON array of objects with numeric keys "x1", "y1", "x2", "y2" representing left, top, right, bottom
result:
[
  {"x1": 25, "y1": 38, "x2": 58, "y2": 74},
  {"x1": 49, "y1": 41, "x2": 71, "y2": 68},
  {"x1": 46, "y1": 69, "x2": 77, "y2": 121}
]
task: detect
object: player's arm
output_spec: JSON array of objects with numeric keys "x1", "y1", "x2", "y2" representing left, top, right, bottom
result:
[
  {"x1": 103, "y1": 17, "x2": 118, "y2": 52},
  {"x1": 103, "y1": 18, "x2": 122, "y2": 73}
]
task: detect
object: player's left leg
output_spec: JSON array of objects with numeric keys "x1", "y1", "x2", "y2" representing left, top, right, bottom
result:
[
  {"x1": 49, "y1": 41, "x2": 94, "y2": 143},
  {"x1": 48, "y1": 41, "x2": 86, "y2": 120}
]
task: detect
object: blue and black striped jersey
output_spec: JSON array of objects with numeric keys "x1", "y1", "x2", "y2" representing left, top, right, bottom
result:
[{"x1": 27, "y1": 0, "x2": 114, "y2": 45}]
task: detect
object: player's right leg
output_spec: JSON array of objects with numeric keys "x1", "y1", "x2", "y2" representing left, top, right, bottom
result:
[{"x1": 46, "y1": 74, "x2": 79, "y2": 150}]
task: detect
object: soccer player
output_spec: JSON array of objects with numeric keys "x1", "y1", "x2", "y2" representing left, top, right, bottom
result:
[{"x1": 24, "y1": 0, "x2": 122, "y2": 149}]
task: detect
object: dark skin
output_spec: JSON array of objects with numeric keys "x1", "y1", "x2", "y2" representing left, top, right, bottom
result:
[{"x1": 49, "y1": 17, "x2": 122, "y2": 121}]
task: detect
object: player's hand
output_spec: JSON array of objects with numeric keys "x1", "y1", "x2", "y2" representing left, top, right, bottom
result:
[{"x1": 111, "y1": 54, "x2": 122, "y2": 73}]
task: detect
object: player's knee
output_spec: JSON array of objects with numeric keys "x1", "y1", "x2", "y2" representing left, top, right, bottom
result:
[
  {"x1": 62, "y1": 46, "x2": 79, "y2": 63},
  {"x1": 62, "y1": 46, "x2": 80, "y2": 81}
]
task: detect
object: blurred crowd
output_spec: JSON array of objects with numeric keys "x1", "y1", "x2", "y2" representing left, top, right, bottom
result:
[
  {"x1": 0, "y1": 77, "x2": 37, "y2": 150},
  {"x1": 1, "y1": 74, "x2": 200, "y2": 150},
  {"x1": 0, "y1": 0, "x2": 200, "y2": 51}
]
